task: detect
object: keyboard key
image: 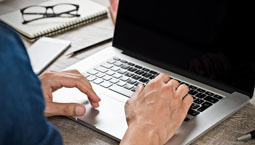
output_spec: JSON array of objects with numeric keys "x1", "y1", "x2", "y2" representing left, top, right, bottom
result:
[
  {"x1": 205, "y1": 91, "x2": 214, "y2": 96},
  {"x1": 96, "y1": 72, "x2": 105, "y2": 78},
  {"x1": 197, "y1": 88, "x2": 206, "y2": 93},
  {"x1": 197, "y1": 102, "x2": 212, "y2": 112},
  {"x1": 149, "y1": 75, "x2": 157, "y2": 79},
  {"x1": 142, "y1": 73, "x2": 153, "y2": 78},
  {"x1": 139, "y1": 78, "x2": 149, "y2": 83},
  {"x1": 190, "y1": 103, "x2": 200, "y2": 109},
  {"x1": 196, "y1": 93, "x2": 206, "y2": 98},
  {"x1": 107, "y1": 59, "x2": 115, "y2": 64},
  {"x1": 112, "y1": 73, "x2": 122, "y2": 79},
  {"x1": 87, "y1": 69, "x2": 98, "y2": 75},
  {"x1": 101, "y1": 63, "x2": 113, "y2": 69},
  {"x1": 106, "y1": 70, "x2": 115, "y2": 76},
  {"x1": 127, "y1": 62, "x2": 135, "y2": 66},
  {"x1": 134, "y1": 65, "x2": 142, "y2": 69},
  {"x1": 113, "y1": 57, "x2": 120, "y2": 61},
  {"x1": 110, "y1": 66, "x2": 120, "y2": 71},
  {"x1": 132, "y1": 75, "x2": 142, "y2": 80},
  {"x1": 127, "y1": 79, "x2": 137, "y2": 85},
  {"x1": 188, "y1": 109, "x2": 200, "y2": 116},
  {"x1": 189, "y1": 90, "x2": 198, "y2": 95},
  {"x1": 109, "y1": 85, "x2": 134, "y2": 97},
  {"x1": 135, "y1": 70, "x2": 145, "y2": 75},
  {"x1": 189, "y1": 85, "x2": 197, "y2": 90},
  {"x1": 102, "y1": 75, "x2": 112, "y2": 81},
  {"x1": 100, "y1": 81, "x2": 112, "y2": 88},
  {"x1": 204, "y1": 96, "x2": 219, "y2": 104},
  {"x1": 125, "y1": 72, "x2": 134, "y2": 77},
  {"x1": 131, "y1": 87, "x2": 136, "y2": 92},
  {"x1": 117, "y1": 80, "x2": 126, "y2": 86},
  {"x1": 93, "y1": 78, "x2": 103, "y2": 85},
  {"x1": 141, "y1": 68, "x2": 150, "y2": 72},
  {"x1": 134, "y1": 82, "x2": 139, "y2": 86},
  {"x1": 120, "y1": 76, "x2": 129, "y2": 81},
  {"x1": 202, "y1": 101, "x2": 213, "y2": 107},
  {"x1": 110, "y1": 78, "x2": 119, "y2": 84},
  {"x1": 149, "y1": 70, "x2": 158, "y2": 75},
  {"x1": 87, "y1": 75, "x2": 97, "y2": 81},
  {"x1": 114, "y1": 61, "x2": 122, "y2": 66},
  {"x1": 120, "y1": 60, "x2": 128, "y2": 63},
  {"x1": 124, "y1": 84, "x2": 133, "y2": 90},
  {"x1": 128, "y1": 67, "x2": 137, "y2": 72},
  {"x1": 118, "y1": 69, "x2": 127, "y2": 74},
  {"x1": 95, "y1": 66, "x2": 108, "y2": 73},
  {"x1": 213, "y1": 95, "x2": 223, "y2": 99},
  {"x1": 194, "y1": 98, "x2": 204, "y2": 104},
  {"x1": 121, "y1": 64, "x2": 130, "y2": 69}
]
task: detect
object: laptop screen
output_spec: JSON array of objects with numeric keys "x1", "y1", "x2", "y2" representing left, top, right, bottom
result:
[{"x1": 113, "y1": 0, "x2": 254, "y2": 98}]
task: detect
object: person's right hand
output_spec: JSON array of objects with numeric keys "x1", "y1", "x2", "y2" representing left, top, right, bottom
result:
[{"x1": 120, "y1": 73, "x2": 193, "y2": 145}]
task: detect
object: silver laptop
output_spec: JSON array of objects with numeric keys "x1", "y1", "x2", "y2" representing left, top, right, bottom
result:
[{"x1": 53, "y1": 0, "x2": 254, "y2": 144}]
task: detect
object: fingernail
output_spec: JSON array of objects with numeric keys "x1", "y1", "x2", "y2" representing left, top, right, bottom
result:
[{"x1": 76, "y1": 105, "x2": 84, "y2": 116}]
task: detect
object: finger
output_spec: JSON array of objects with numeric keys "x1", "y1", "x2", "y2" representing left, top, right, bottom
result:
[
  {"x1": 166, "y1": 79, "x2": 180, "y2": 90},
  {"x1": 130, "y1": 84, "x2": 144, "y2": 100},
  {"x1": 182, "y1": 94, "x2": 193, "y2": 112},
  {"x1": 45, "y1": 102, "x2": 86, "y2": 117},
  {"x1": 52, "y1": 73, "x2": 101, "y2": 103},
  {"x1": 154, "y1": 73, "x2": 170, "y2": 83},
  {"x1": 175, "y1": 84, "x2": 189, "y2": 99},
  {"x1": 88, "y1": 97, "x2": 100, "y2": 108}
]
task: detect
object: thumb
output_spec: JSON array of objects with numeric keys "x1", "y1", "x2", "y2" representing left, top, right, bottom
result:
[{"x1": 45, "y1": 102, "x2": 86, "y2": 117}]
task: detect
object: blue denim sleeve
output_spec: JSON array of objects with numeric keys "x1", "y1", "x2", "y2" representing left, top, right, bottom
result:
[{"x1": 0, "y1": 22, "x2": 63, "y2": 145}]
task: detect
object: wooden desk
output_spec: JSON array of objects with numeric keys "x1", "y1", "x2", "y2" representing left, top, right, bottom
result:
[{"x1": 1, "y1": 0, "x2": 255, "y2": 144}]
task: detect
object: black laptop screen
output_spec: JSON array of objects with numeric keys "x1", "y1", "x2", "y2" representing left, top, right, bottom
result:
[{"x1": 113, "y1": 0, "x2": 254, "y2": 98}]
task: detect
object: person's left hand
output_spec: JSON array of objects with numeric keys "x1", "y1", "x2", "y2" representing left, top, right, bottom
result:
[{"x1": 39, "y1": 70, "x2": 101, "y2": 117}]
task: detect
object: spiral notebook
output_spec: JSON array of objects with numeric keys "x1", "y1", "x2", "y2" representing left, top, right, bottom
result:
[{"x1": 0, "y1": 0, "x2": 108, "y2": 41}]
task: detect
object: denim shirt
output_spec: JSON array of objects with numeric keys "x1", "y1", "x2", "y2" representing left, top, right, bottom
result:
[{"x1": 0, "y1": 21, "x2": 62, "y2": 145}]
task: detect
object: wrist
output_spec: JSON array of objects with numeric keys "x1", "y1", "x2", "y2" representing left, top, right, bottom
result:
[{"x1": 121, "y1": 121, "x2": 162, "y2": 145}]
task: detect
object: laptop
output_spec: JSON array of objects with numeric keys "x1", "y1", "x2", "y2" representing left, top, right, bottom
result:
[{"x1": 53, "y1": 0, "x2": 254, "y2": 144}]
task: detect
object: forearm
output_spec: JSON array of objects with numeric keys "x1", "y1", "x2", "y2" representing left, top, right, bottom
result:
[{"x1": 120, "y1": 123, "x2": 162, "y2": 145}]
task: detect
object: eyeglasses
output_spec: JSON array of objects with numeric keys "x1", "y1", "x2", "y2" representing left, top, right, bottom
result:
[{"x1": 20, "y1": 3, "x2": 80, "y2": 24}]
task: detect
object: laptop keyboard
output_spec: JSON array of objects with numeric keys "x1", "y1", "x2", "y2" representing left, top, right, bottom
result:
[{"x1": 83, "y1": 57, "x2": 223, "y2": 120}]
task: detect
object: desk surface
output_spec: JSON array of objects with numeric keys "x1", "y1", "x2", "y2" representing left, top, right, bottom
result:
[{"x1": 1, "y1": 0, "x2": 255, "y2": 144}]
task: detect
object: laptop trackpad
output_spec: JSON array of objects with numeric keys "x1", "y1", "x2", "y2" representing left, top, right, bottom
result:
[{"x1": 53, "y1": 87, "x2": 128, "y2": 139}]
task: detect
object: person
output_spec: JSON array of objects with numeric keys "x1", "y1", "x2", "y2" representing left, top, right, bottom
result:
[{"x1": 0, "y1": 2, "x2": 193, "y2": 145}]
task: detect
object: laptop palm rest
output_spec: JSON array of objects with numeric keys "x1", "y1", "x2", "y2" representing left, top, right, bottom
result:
[{"x1": 53, "y1": 85, "x2": 128, "y2": 140}]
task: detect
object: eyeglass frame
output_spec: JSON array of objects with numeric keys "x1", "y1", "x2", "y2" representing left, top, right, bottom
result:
[{"x1": 20, "y1": 3, "x2": 80, "y2": 24}]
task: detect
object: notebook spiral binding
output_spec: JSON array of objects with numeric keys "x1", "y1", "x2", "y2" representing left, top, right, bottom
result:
[{"x1": 31, "y1": 11, "x2": 108, "y2": 41}]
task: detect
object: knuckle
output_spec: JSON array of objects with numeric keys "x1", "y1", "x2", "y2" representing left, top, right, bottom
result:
[
  {"x1": 164, "y1": 84, "x2": 174, "y2": 91},
  {"x1": 187, "y1": 94, "x2": 194, "y2": 103},
  {"x1": 73, "y1": 69, "x2": 81, "y2": 74},
  {"x1": 172, "y1": 79, "x2": 180, "y2": 86},
  {"x1": 181, "y1": 84, "x2": 190, "y2": 91},
  {"x1": 161, "y1": 73, "x2": 169, "y2": 78},
  {"x1": 147, "y1": 79, "x2": 158, "y2": 87},
  {"x1": 77, "y1": 74, "x2": 84, "y2": 80}
]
